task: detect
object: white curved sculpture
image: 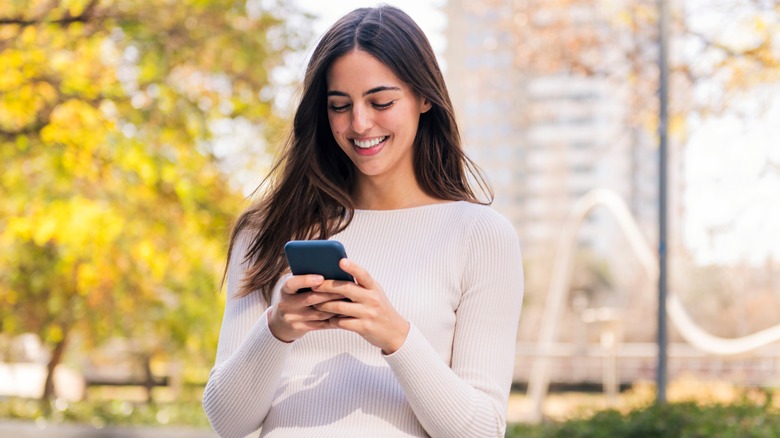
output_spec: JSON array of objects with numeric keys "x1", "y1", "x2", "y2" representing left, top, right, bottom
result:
[{"x1": 525, "y1": 188, "x2": 780, "y2": 423}]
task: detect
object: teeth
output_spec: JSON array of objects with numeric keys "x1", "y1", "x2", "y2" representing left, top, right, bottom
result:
[{"x1": 353, "y1": 136, "x2": 387, "y2": 149}]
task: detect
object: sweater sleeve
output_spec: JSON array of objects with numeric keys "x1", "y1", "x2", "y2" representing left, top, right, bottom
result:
[
  {"x1": 202, "y1": 233, "x2": 293, "y2": 438},
  {"x1": 384, "y1": 208, "x2": 524, "y2": 438}
]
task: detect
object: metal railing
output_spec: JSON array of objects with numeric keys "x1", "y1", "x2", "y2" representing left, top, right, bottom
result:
[{"x1": 525, "y1": 189, "x2": 780, "y2": 422}]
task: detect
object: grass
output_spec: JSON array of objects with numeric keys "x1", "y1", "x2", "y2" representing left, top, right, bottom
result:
[
  {"x1": 2, "y1": 379, "x2": 779, "y2": 436},
  {"x1": 0, "y1": 385, "x2": 211, "y2": 429}
]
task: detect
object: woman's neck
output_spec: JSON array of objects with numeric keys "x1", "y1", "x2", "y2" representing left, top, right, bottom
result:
[{"x1": 352, "y1": 174, "x2": 443, "y2": 211}]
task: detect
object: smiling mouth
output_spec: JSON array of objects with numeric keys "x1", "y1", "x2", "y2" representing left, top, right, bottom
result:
[{"x1": 353, "y1": 136, "x2": 388, "y2": 149}]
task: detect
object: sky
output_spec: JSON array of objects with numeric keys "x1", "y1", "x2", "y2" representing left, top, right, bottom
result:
[
  {"x1": 683, "y1": 88, "x2": 780, "y2": 266},
  {"x1": 681, "y1": 2, "x2": 780, "y2": 266}
]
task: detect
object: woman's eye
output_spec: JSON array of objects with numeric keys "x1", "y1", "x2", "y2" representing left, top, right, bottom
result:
[
  {"x1": 373, "y1": 101, "x2": 394, "y2": 109},
  {"x1": 329, "y1": 103, "x2": 350, "y2": 112}
]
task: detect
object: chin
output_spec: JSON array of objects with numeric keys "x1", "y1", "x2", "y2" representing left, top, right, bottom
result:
[{"x1": 356, "y1": 168, "x2": 383, "y2": 178}]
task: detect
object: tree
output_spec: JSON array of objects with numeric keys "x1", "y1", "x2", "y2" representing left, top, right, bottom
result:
[
  {"x1": 0, "y1": 0, "x2": 312, "y2": 401},
  {"x1": 508, "y1": 0, "x2": 780, "y2": 131}
]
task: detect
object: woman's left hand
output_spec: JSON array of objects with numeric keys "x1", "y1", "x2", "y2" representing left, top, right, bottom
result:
[{"x1": 312, "y1": 258, "x2": 410, "y2": 354}]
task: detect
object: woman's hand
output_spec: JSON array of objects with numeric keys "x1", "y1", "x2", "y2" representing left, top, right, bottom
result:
[
  {"x1": 312, "y1": 259, "x2": 410, "y2": 354},
  {"x1": 268, "y1": 274, "x2": 346, "y2": 343}
]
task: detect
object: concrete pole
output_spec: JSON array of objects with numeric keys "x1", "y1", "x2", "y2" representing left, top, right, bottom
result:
[{"x1": 657, "y1": 0, "x2": 670, "y2": 405}]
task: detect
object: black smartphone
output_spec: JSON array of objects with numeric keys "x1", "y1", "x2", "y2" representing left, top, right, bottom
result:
[{"x1": 284, "y1": 240, "x2": 354, "y2": 292}]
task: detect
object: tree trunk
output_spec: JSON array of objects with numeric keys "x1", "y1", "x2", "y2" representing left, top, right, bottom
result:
[
  {"x1": 143, "y1": 353, "x2": 155, "y2": 404},
  {"x1": 42, "y1": 331, "x2": 68, "y2": 401}
]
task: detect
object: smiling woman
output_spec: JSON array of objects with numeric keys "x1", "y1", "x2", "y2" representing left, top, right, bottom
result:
[
  {"x1": 326, "y1": 50, "x2": 432, "y2": 203},
  {"x1": 202, "y1": 5, "x2": 524, "y2": 438}
]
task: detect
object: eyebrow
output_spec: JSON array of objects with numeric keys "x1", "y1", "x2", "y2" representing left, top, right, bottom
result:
[{"x1": 327, "y1": 85, "x2": 401, "y2": 98}]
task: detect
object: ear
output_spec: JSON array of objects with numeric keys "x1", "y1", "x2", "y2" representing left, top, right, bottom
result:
[{"x1": 420, "y1": 98, "x2": 432, "y2": 114}]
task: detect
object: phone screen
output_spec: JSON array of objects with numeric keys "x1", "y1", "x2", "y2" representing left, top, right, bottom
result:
[{"x1": 284, "y1": 240, "x2": 354, "y2": 287}]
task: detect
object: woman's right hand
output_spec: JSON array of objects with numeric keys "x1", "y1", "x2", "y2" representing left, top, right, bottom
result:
[{"x1": 267, "y1": 274, "x2": 345, "y2": 343}]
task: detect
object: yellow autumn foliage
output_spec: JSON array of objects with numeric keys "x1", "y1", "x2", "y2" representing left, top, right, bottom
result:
[{"x1": 0, "y1": 0, "x2": 312, "y2": 399}]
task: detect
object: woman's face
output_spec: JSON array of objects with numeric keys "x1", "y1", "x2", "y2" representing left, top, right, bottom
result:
[{"x1": 326, "y1": 49, "x2": 431, "y2": 183}]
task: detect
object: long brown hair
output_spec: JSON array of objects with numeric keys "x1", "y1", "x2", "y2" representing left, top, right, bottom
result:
[{"x1": 227, "y1": 5, "x2": 493, "y2": 301}]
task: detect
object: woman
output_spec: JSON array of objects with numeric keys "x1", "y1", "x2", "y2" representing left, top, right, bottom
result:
[{"x1": 203, "y1": 5, "x2": 523, "y2": 437}]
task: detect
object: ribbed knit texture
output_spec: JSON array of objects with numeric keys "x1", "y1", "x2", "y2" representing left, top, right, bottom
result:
[{"x1": 202, "y1": 201, "x2": 524, "y2": 438}]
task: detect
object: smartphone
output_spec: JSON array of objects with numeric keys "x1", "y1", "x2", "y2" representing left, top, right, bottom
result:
[{"x1": 284, "y1": 240, "x2": 354, "y2": 292}]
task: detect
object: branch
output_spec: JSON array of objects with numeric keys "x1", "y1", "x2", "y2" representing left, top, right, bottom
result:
[
  {"x1": 0, "y1": 76, "x2": 110, "y2": 141},
  {"x1": 759, "y1": 161, "x2": 780, "y2": 178},
  {"x1": 0, "y1": 0, "x2": 102, "y2": 28},
  {"x1": 688, "y1": 30, "x2": 773, "y2": 64}
]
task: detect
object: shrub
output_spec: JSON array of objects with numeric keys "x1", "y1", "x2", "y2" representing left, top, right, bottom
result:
[{"x1": 507, "y1": 400, "x2": 780, "y2": 438}]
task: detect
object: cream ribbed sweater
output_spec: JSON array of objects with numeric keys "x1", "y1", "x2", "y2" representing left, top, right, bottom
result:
[{"x1": 202, "y1": 201, "x2": 524, "y2": 438}]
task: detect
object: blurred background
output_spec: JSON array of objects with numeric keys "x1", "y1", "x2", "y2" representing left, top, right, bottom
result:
[{"x1": 1, "y1": 0, "x2": 779, "y2": 436}]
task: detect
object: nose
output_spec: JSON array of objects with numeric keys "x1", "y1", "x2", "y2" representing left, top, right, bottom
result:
[{"x1": 350, "y1": 103, "x2": 373, "y2": 134}]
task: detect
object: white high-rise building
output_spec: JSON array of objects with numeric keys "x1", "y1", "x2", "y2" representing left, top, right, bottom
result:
[{"x1": 444, "y1": 0, "x2": 660, "y2": 266}]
